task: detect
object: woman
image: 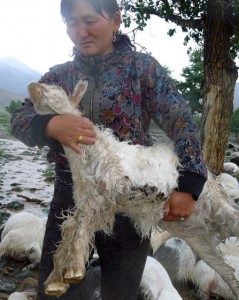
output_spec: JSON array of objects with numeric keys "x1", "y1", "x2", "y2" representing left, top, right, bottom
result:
[{"x1": 11, "y1": 0, "x2": 207, "y2": 299}]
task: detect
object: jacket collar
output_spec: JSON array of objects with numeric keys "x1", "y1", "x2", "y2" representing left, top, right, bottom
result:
[{"x1": 73, "y1": 42, "x2": 132, "y2": 68}]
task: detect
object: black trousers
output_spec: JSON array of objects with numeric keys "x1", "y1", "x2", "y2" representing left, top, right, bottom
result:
[{"x1": 37, "y1": 181, "x2": 150, "y2": 300}]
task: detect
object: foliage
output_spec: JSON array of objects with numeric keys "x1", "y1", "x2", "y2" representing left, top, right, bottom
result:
[
  {"x1": 41, "y1": 166, "x2": 55, "y2": 177},
  {"x1": 40, "y1": 165, "x2": 55, "y2": 182},
  {"x1": 5, "y1": 100, "x2": 22, "y2": 116},
  {"x1": 120, "y1": 0, "x2": 239, "y2": 57},
  {"x1": 230, "y1": 108, "x2": 239, "y2": 139},
  {"x1": 193, "y1": 113, "x2": 202, "y2": 131},
  {"x1": 0, "y1": 113, "x2": 10, "y2": 125},
  {"x1": 0, "y1": 147, "x2": 5, "y2": 156},
  {"x1": 0, "y1": 113, "x2": 11, "y2": 138},
  {"x1": 176, "y1": 48, "x2": 204, "y2": 113},
  {"x1": 162, "y1": 65, "x2": 179, "y2": 86}
]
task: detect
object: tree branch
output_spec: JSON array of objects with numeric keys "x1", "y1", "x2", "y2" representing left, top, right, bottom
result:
[
  {"x1": 152, "y1": 0, "x2": 205, "y2": 30},
  {"x1": 151, "y1": 11, "x2": 205, "y2": 30}
]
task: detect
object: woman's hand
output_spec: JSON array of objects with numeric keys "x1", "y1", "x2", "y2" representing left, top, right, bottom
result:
[
  {"x1": 45, "y1": 114, "x2": 96, "y2": 153},
  {"x1": 162, "y1": 190, "x2": 196, "y2": 222}
]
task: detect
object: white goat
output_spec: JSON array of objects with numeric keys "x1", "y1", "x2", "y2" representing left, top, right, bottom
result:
[
  {"x1": 28, "y1": 80, "x2": 239, "y2": 299},
  {"x1": 87, "y1": 254, "x2": 182, "y2": 300},
  {"x1": 224, "y1": 162, "x2": 239, "y2": 176},
  {"x1": 8, "y1": 292, "x2": 28, "y2": 300},
  {"x1": 219, "y1": 172, "x2": 239, "y2": 201},
  {"x1": 160, "y1": 172, "x2": 239, "y2": 299},
  {"x1": 150, "y1": 228, "x2": 172, "y2": 255},
  {"x1": 190, "y1": 237, "x2": 239, "y2": 299},
  {"x1": 28, "y1": 80, "x2": 179, "y2": 296},
  {"x1": 154, "y1": 236, "x2": 239, "y2": 299},
  {"x1": 0, "y1": 212, "x2": 46, "y2": 269},
  {"x1": 193, "y1": 255, "x2": 239, "y2": 300},
  {"x1": 140, "y1": 256, "x2": 182, "y2": 300},
  {"x1": 8, "y1": 291, "x2": 36, "y2": 300}
]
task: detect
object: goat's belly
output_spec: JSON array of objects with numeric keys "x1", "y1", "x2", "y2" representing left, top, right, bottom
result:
[{"x1": 117, "y1": 143, "x2": 179, "y2": 196}]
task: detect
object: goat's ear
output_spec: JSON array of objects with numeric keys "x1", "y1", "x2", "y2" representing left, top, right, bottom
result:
[{"x1": 70, "y1": 80, "x2": 88, "y2": 107}]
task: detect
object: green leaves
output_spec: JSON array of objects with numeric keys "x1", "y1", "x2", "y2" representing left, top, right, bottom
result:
[
  {"x1": 5, "y1": 100, "x2": 22, "y2": 116},
  {"x1": 120, "y1": 0, "x2": 238, "y2": 52},
  {"x1": 230, "y1": 108, "x2": 239, "y2": 139},
  {"x1": 176, "y1": 48, "x2": 204, "y2": 113}
]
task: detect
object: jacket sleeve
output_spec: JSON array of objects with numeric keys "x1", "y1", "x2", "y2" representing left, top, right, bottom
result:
[{"x1": 142, "y1": 56, "x2": 207, "y2": 199}]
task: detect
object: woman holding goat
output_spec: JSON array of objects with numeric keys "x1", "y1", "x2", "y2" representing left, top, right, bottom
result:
[{"x1": 11, "y1": 0, "x2": 207, "y2": 299}]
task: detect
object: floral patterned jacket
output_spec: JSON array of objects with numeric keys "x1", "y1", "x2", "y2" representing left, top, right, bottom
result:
[{"x1": 11, "y1": 42, "x2": 207, "y2": 199}]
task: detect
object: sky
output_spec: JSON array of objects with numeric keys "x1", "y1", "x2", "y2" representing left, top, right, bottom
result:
[{"x1": 0, "y1": 0, "x2": 200, "y2": 79}]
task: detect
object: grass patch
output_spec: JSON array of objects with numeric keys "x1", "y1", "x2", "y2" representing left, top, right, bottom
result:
[
  {"x1": 41, "y1": 166, "x2": 55, "y2": 178},
  {"x1": 0, "y1": 147, "x2": 5, "y2": 156},
  {"x1": 39, "y1": 165, "x2": 55, "y2": 182},
  {"x1": 0, "y1": 113, "x2": 10, "y2": 126}
]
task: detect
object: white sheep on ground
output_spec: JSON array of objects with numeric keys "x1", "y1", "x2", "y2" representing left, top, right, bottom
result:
[
  {"x1": 219, "y1": 236, "x2": 239, "y2": 256},
  {"x1": 140, "y1": 256, "x2": 182, "y2": 300},
  {"x1": 150, "y1": 228, "x2": 172, "y2": 255},
  {"x1": 218, "y1": 172, "x2": 239, "y2": 201},
  {"x1": 192, "y1": 254, "x2": 239, "y2": 300},
  {"x1": 8, "y1": 292, "x2": 28, "y2": 300},
  {"x1": 191, "y1": 237, "x2": 239, "y2": 300},
  {"x1": 153, "y1": 236, "x2": 239, "y2": 300},
  {"x1": 0, "y1": 212, "x2": 46, "y2": 269},
  {"x1": 28, "y1": 80, "x2": 239, "y2": 299},
  {"x1": 224, "y1": 162, "x2": 239, "y2": 177},
  {"x1": 75, "y1": 254, "x2": 183, "y2": 300},
  {"x1": 8, "y1": 291, "x2": 36, "y2": 300}
]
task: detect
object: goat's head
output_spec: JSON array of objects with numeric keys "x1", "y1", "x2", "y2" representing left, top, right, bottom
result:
[{"x1": 28, "y1": 80, "x2": 88, "y2": 115}]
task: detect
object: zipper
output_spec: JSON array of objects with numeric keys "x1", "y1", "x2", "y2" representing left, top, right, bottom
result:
[{"x1": 89, "y1": 57, "x2": 98, "y2": 122}]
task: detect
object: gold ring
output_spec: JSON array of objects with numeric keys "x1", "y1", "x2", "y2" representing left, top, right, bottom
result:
[{"x1": 78, "y1": 135, "x2": 84, "y2": 141}]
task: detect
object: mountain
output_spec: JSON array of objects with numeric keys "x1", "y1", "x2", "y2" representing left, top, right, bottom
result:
[
  {"x1": 0, "y1": 88, "x2": 25, "y2": 111},
  {"x1": 0, "y1": 57, "x2": 42, "y2": 97}
]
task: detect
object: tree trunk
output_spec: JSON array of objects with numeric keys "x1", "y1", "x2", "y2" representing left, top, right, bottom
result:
[{"x1": 201, "y1": 0, "x2": 238, "y2": 174}]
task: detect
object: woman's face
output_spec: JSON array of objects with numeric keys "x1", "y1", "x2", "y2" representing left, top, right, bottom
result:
[{"x1": 66, "y1": 0, "x2": 120, "y2": 57}]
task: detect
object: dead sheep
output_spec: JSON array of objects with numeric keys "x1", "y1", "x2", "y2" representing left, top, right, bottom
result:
[
  {"x1": 224, "y1": 162, "x2": 239, "y2": 178},
  {"x1": 219, "y1": 172, "x2": 239, "y2": 201},
  {"x1": 28, "y1": 80, "x2": 239, "y2": 299},
  {"x1": 8, "y1": 291, "x2": 36, "y2": 300},
  {"x1": 0, "y1": 211, "x2": 46, "y2": 269},
  {"x1": 153, "y1": 236, "x2": 239, "y2": 300},
  {"x1": 139, "y1": 256, "x2": 182, "y2": 300},
  {"x1": 150, "y1": 228, "x2": 172, "y2": 255}
]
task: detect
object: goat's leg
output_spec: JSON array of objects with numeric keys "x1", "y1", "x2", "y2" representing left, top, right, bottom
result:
[
  {"x1": 63, "y1": 215, "x2": 90, "y2": 284},
  {"x1": 62, "y1": 192, "x2": 117, "y2": 284},
  {"x1": 45, "y1": 216, "x2": 77, "y2": 296},
  {"x1": 44, "y1": 253, "x2": 70, "y2": 297},
  {"x1": 185, "y1": 235, "x2": 239, "y2": 300}
]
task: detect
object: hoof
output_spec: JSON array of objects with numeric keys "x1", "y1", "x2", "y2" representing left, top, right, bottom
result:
[
  {"x1": 45, "y1": 282, "x2": 69, "y2": 297},
  {"x1": 64, "y1": 269, "x2": 85, "y2": 284}
]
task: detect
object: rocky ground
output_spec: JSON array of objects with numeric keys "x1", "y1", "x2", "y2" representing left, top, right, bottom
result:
[
  {"x1": 1, "y1": 123, "x2": 238, "y2": 299},
  {"x1": 0, "y1": 124, "x2": 53, "y2": 299}
]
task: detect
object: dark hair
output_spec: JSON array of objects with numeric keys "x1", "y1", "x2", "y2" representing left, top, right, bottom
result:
[{"x1": 60, "y1": 0, "x2": 135, "y2": 50}]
